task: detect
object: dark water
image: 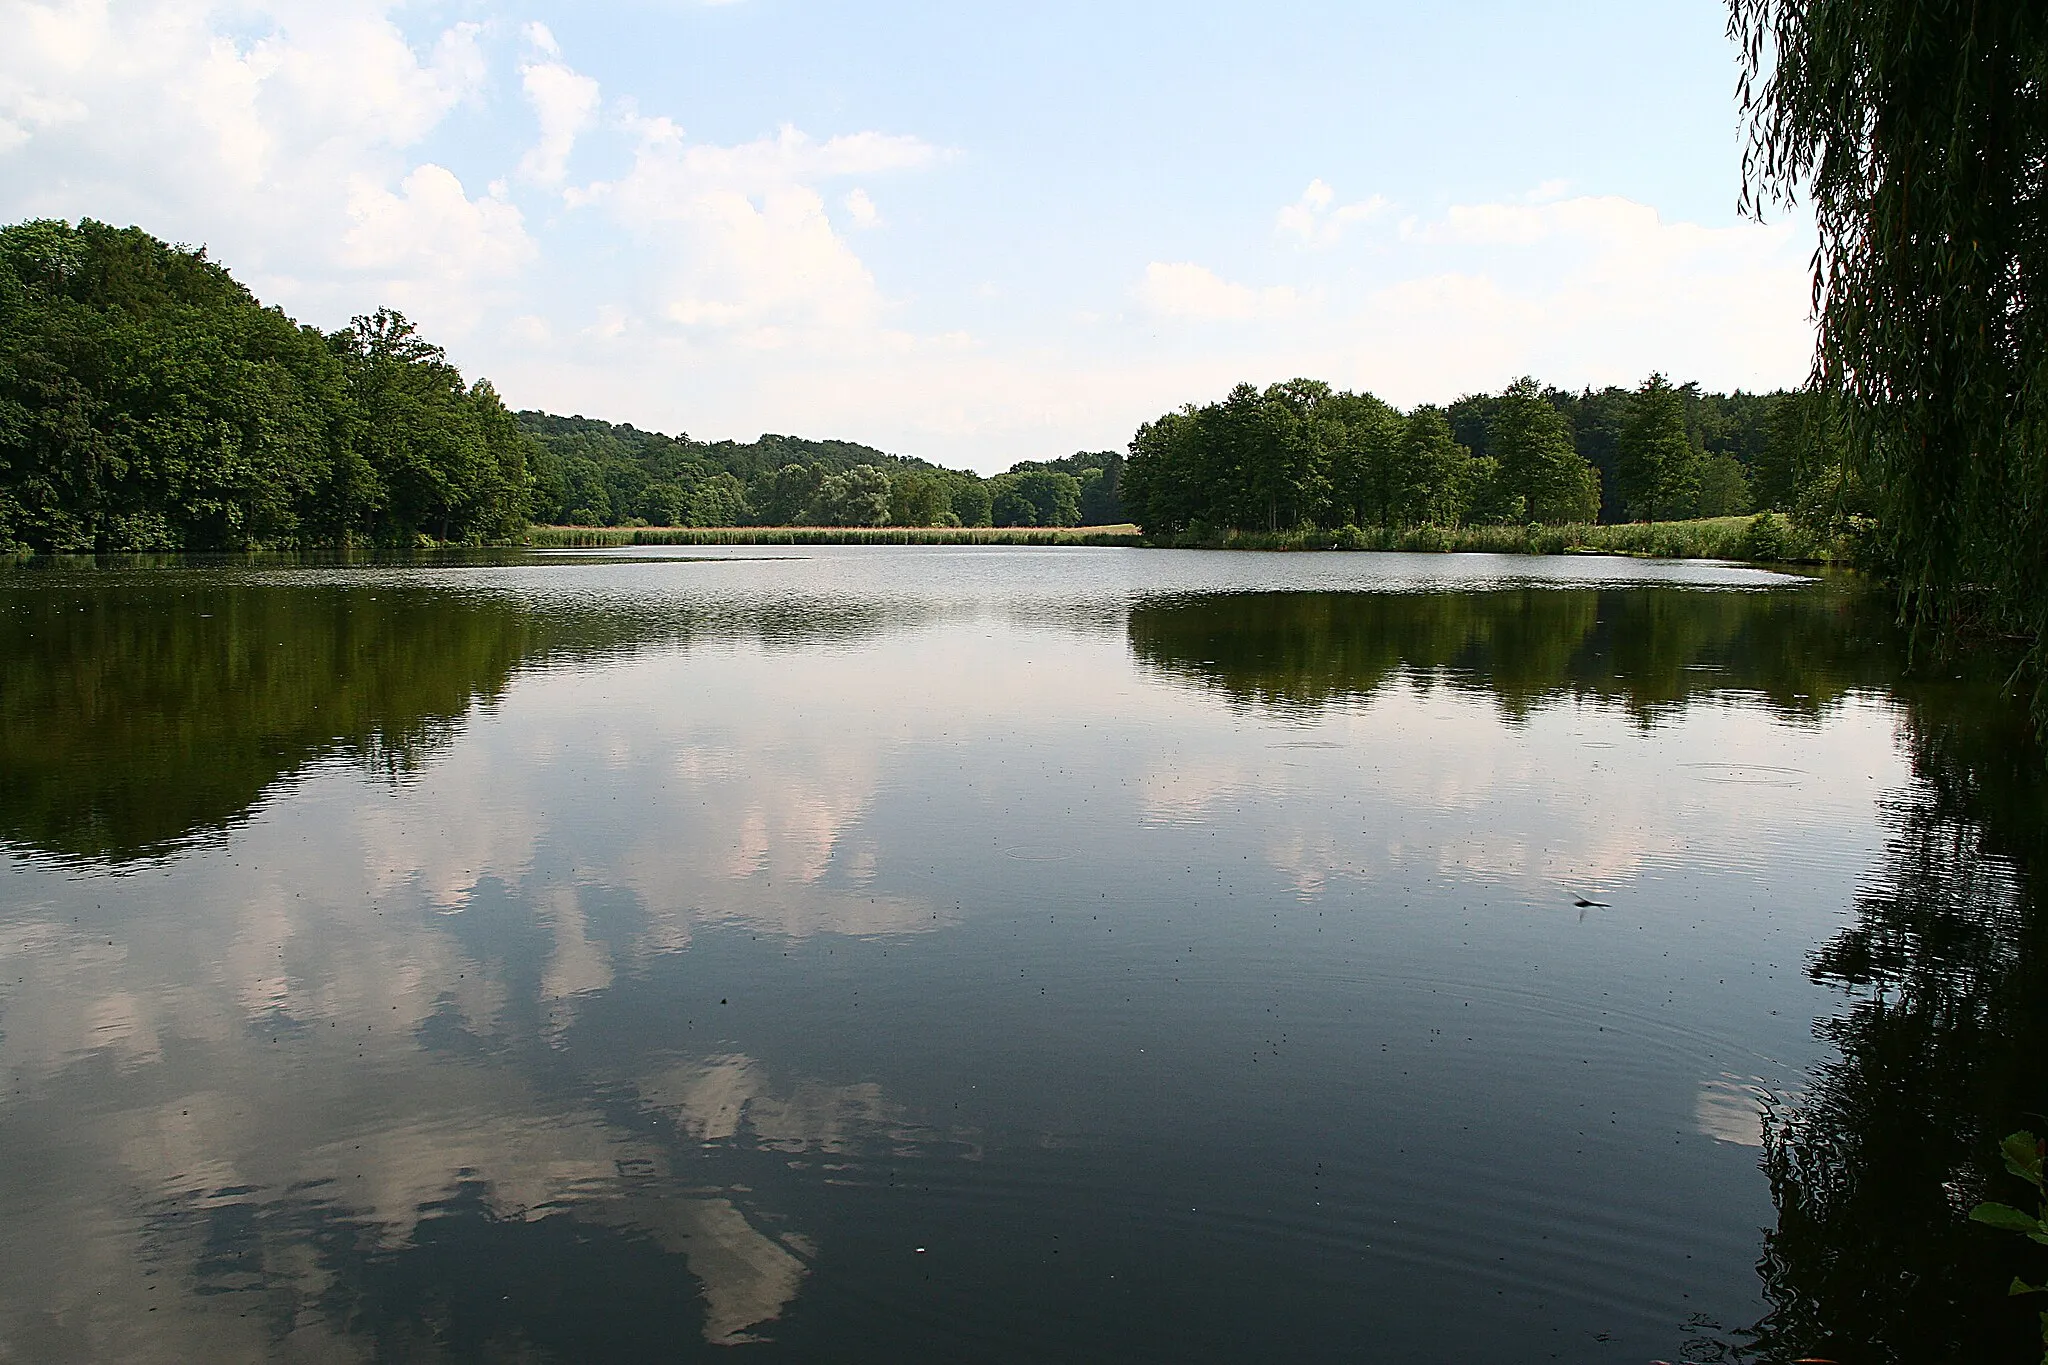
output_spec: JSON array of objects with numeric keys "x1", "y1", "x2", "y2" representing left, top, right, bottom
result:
[{"x1": 0, "y1": 547, "x2": 2041, "y2": 1364}]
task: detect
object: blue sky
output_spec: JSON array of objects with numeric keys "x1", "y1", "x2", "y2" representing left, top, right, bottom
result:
[{"x1": 1, "y1": 0, "x2": 1815, "y2": 471}]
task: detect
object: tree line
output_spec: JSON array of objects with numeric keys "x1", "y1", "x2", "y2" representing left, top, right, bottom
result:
[
  {"x1": 1, "y1": 216, "x2": 1854, "y2": 552},
  {"x1": 1121, "y1": 373, "x2": 1853, "y2": 539},
  {"x1": 0, "y1": 220, "x2": 532, "y2": 552},
  {"x1": 0, "y1": 218, "x2": 1140, "y2": 551},
  {"x1": 518, "y1": 413, "x2": 1127, "y2": 531}
]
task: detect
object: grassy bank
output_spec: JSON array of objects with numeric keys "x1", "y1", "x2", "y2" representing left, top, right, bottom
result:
[
  {"x1": 527, "y1": 524, "x2": 1145, "y2": 548},
  {"x1": 524, "y1": 513, "x2": 1848, "y2": 565},
  {"x1": 1155, "y1": 513, "x2": 1852, "y2": 565}
]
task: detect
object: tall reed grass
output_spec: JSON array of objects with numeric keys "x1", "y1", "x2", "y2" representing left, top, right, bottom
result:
[
  {"x1": 526, "y1": 524, "x2": 1145, "y2": 548},
  {"x1": 526, "y1": 514, "x2": 1849, "y2": 566},
  {"x1": 1156, "y1": 514, "x2": 1850, "y2": 565}
]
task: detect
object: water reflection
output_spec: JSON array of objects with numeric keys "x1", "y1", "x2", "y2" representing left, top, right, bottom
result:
[
  {"x1": 0, "y1": 578, "x2": 547, "y2": 862},
  {"x1": 0, "y1": 561, "x2": 925, "y2": 866},
  {"x1": 1742, "y1": 691, "x2": 2048, "y2": 1364},
  {"x1": 1133, "y1": 583, "x2": 2048, "y2": 1363},
  {"x1": 1, "y1": 553, "x2": 2042, "y2": 1363},
  {"x1": 0, "y1": 835, "x2": 957, "y2": 1358},
  {"x1": 1127, "y1": 584, "x2": 1898, "y2": 721},
  {"x1": 0, "y1": 562, "x2": 978, "y2": 1360}
]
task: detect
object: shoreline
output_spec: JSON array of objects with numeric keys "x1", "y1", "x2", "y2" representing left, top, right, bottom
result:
[
  {"x1": 1, "y1": 513, "x2": 1850, "y2": 569},
  {"x1": 525, "y1": 512, "x2": 1848, "y2": 567}
]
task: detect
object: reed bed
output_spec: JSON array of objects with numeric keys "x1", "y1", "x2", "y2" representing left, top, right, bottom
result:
[
  {"x1": 1157, "y1": 513, "x2": 1849, "y2": 565},
  {"x1": 527, "y1": 524, "x2": 1145, "y2": 548},
  {"x1": 526, "y1": 513, "x2": 1848, "y2": 566}
]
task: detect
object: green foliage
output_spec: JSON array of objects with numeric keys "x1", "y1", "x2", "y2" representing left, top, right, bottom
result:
[
  {"x1": 1732, "y1": 0, "x2": 2048, "y2": 722},
  {"x1": 518, "y1": 412, "x2": 708, "y2": 526},
  {"x1": 1615, "y1": 373, "x2": 1700, "y2": 521},
  {"x1": 1007, "y1": 450, "x2": 1125, "y2": 524},
  {"x1": 1489, "y1": 377, "x2": 1601, "y2": 524},
  {"x1": 328, "y1": 312, "x2": 532, "y2": 544},
  {"x1": 0, "y1": 219, "x2": 534, "y2": 550},
  {"x1": 1607, "y1": 374, "x2": 1753, "y2": 521},
  {"x1": 1325, "y1": 391, "x2": 1405, "y2": 528},
  {"x1": 1695, "y1": 449, "x2": 1753, "y2": 518},
  {"x1": 688, "y1": 472, "x2": 748, "y2": 527},
  {"x1": 529, "y1": 524, "x2": 1138, "y2": 548},
  {"x1": 1756, "y1": 387, "x2": 1872, "y2": 545},
  {"x1": 886, "y1": 469, "x2": 950, "y2": 526},
  {"x1": 1972, "y1": 1132, "x2": 2048, "y2": 1362},
  {"x1": 1151, "y1": 513, "x2": 1837, "y2": 563},
  {"x1": 1390, "y1": 406, "x2": 1480, "y2": 528},
  {"x1": 1121, "y1": 376, "x2": 1641, "y2": 539},
  {"x1": 802, "y1": 463, "x2": 892, "y2": 526},
  {"x1": 947, "y1": 472, "x2": 994, "y2": 527},
  {"x1": 1542, "y1": 386, "x2": 1630, "y2": 520},
  {"x1": 519, "y1": 413, "x2": 1003, "y2": 529},
  {"x1": 990, "y1": 467, "x2": 1082, "y2": 527},
  {"x1": 1125, "y1": 380, "x2": 1466, "y2": 537},
  {"x1": 747, "y1": 462, "x2": 825, "y2": 526}
]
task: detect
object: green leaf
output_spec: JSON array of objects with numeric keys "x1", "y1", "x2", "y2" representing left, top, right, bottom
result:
[
  {"x1": 1973, "y1": 1202, "x2": 2047, "y2": 1234},
  {"x1": 2012, "y1": 1277, "x2": 2044, "y2": 1296},
  {"x1": 2004, "y1": 1132, "x2": 2046, "y2": 1187}
]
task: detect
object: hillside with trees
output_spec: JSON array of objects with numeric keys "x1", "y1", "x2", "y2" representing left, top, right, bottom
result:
[
  {"x1": 0, "y1": 217, "x2": 1130, "y2": 549},
  {"x1": 0, "y1": 220, "x2": 533, "y2": 552},
  {"x1": 1122, "y1": 374, "x2": 1850, "y2": 540},
  {"x1": 516, "y1": 411, "x2": 1126, "y2": 531},
  {"x1": 5, "y1": 216, "x2": 1857, "y2": 552}
]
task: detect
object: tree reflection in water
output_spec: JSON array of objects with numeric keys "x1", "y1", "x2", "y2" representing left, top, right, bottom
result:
[
  {"x1": 0, "y1": 555, "x2": 906, "y2": 865},
  {"x1": 1126, "y1": 584, "x2": 1902, "y2": 724},
  {"x1": 7, "y1": 565, "x2": 2044, "y2": 1358},
  {"x1": 1129, "y1": 584, "x2": 2048, "y2": 1364},
  {"x1": 1744, "y1": 692, "x2": 2048, "y2": 1365}
]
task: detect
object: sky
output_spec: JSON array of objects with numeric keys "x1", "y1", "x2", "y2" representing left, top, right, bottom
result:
[{"x1": 0, "y1": 0, "x2": 1818, "y2": 473}]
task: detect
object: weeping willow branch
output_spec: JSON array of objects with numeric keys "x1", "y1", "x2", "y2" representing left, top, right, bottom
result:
[{"x1": 1730, "y1": 0, "x2": 2048, "y2": 722}]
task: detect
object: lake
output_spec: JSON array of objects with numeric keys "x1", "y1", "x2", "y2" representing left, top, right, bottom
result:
[{"x1": 0, "y1": 547, "x2": 2040, "y2": 1363}]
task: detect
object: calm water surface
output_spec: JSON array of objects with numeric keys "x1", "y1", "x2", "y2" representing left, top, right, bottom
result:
[{"x1": 1, "y1": 547, "x2": 2041, "y2": 1363}]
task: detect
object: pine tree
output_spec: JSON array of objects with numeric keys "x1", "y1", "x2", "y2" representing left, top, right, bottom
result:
[
  {"x1": 1489, "y1": 378, "x2": 1601, "y2": 524},
  {"x1": 1616, "y1": 373, "x2": 1700, "y2": 522}
]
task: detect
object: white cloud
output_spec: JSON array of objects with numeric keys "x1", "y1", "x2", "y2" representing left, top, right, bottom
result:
[
  {"x1": 595, "y1": 121, "x2": 941, "y2": 189},
  {"x1": 1362, "y1": 193, "x2": 1813, "y2": 392},
  {"x1": 569, "y1": 120, "x2": 941, "y2": 335},
  {"x1": 1137, "y1": 261, "x2": 1303, "y2": 321},
  {"x1": 0, "y1": 0, "x2": 513, "y2": 332},
  {"x1": 344, "y1": 164, "x2": 534, "y2": 282},
  {"x1": 517, "y1": 58, "x2": 601, "y2": 185},
  {"x1": 0, "y1": 6, "x2": 1817, "y2": 471},
  {"x1": 486, "y1": 184, "x2": 1810, "y2": 473},
  {"x1": 1275, "y1": 178, "x2": 1389, "y2": 246},
  {"x1": 525, "y1": 20, "x2": 563, "y2": 59}
]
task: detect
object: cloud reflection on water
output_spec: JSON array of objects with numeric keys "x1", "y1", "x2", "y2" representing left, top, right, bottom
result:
[{"x1": 2, "y1": 551, "x2": 2022, "y2": 1362}]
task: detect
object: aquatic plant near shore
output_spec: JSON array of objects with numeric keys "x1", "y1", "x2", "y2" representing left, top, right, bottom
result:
[
  {"x1": 524, "y1": 524, "x2": 1143, "y2": 548},
  {"x1": 1153, "y1": 513, "x2": 1851, "y2": 565},
  {"x1": 1970, "y1": 1132, "x2": 2048, "y2": 1364},
  {"x1": 526, "y1": 513, "x2": 1846, "y2": 565}
]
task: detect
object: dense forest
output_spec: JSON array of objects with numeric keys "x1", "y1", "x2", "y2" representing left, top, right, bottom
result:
[
  {"x1": 1121, "y1": 374, "x2": 1854, "y2": 539},
  {"x1": 0, "y1": 218, "x2": 1124, "y2": 552},
  {"x1": 517, "y1": 412, "x2": 1126, "y2": 531},
  {"x1": 0, "y1": 220, "x2": 533, "y2": 552},
  {"x1": 2, "y1": 215, "x2": 1851, "y2": 552}
]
